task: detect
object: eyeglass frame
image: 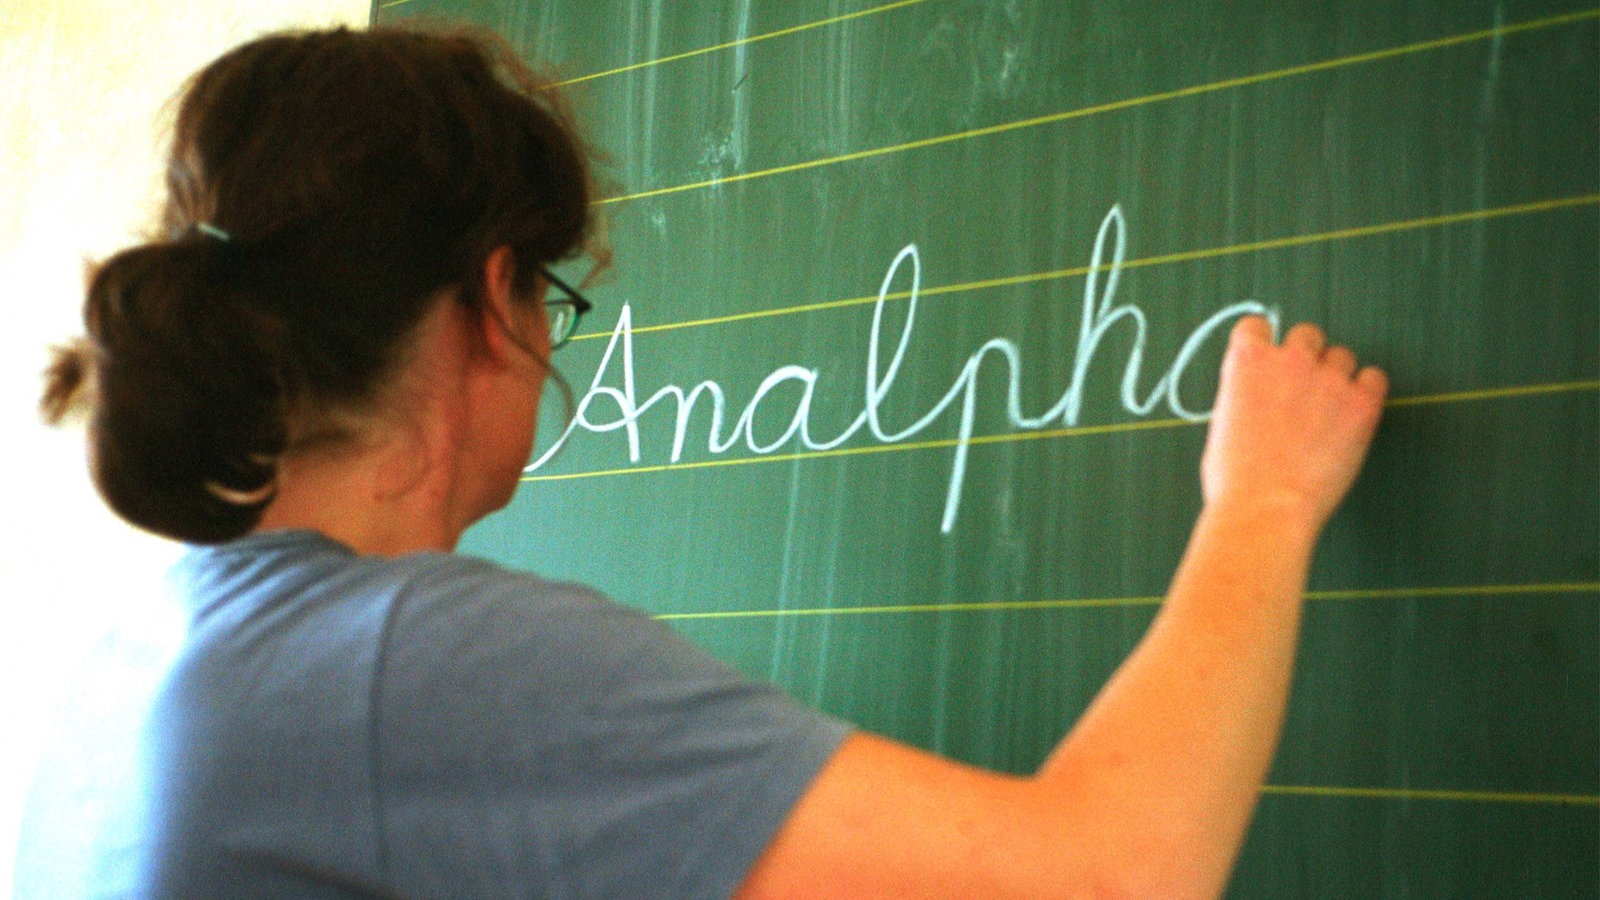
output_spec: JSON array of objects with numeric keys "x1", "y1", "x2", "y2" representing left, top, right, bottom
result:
[{"x1": 540, "y1": 267, "x2": 592, "y2": 349}]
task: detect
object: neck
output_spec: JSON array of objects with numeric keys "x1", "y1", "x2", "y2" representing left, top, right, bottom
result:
[
  {"x1": 254, "y1": 430, "x2": 470, "y2": 556},
  {"x1": 252, "y1": 300, "x2": 492, "y2": 557},
  {"x1": 249, "y1": 273, "x2": 543, "y2": 557}
]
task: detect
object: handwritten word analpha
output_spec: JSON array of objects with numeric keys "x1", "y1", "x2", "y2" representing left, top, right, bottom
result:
[{"x1": 527, "y1": 206, "x2": 1277, "y2": 532}]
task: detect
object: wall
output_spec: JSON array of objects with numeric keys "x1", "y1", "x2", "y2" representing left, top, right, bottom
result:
[{"x1": 0, "y1": 1, "x2": 368, "y2": 892}]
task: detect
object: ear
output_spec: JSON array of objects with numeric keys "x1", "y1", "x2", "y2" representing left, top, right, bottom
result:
[{"x1": 478, "y1": 245, "x2": 541, "y2": 364}]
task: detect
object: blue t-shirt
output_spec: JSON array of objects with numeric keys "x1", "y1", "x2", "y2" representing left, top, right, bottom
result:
[{"x1": 133, "y1": 530, "x2": 850, "y2": 898}]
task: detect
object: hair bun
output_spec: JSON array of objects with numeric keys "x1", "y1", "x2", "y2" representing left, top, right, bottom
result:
[{"x1": 81, "y1": 241, "x2": 288, "y2": 543}]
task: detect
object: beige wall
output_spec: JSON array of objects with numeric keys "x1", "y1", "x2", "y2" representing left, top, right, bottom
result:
[{"x1": 0, "y1": 1, "x2": 370, "y2": 890}]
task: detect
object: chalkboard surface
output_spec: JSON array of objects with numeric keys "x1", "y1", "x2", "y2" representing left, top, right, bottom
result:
[{"x1": 375, "y1": 1, "x2": 1598, "y2": 894}]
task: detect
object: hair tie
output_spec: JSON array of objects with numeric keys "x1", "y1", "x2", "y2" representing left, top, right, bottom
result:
[{"x1": 196, "y1": 222, "x2": 232, "y2": 242}]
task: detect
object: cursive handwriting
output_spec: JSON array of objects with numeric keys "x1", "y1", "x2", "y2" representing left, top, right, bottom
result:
[{"x1": 527, "y1": 206, "x2": 1277, "y2": 532}]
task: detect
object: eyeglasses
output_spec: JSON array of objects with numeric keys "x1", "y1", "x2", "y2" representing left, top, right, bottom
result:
[{"x1": 540, "y1": 267, "x2": 593, "y2": 350}]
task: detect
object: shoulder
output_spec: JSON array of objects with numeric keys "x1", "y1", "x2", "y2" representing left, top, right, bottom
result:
[
  {"x1": 372, "y1": 552, "x2": 853, "y2": 897},
  {"x1": 372, "y1": 550, "x2": 713, "y2": 739},
  {"x1": 377, "y1": 550, "x2": 656, "y2": 677},
  {"x1": 390, "y1": 549, "x2": 621, "y2": 619}
]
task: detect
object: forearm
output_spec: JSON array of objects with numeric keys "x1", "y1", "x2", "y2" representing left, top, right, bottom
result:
[
  {"x1": 738, "y1": 318, "x2": 1383, "y2": 900},
  {"x1": 1036, "y1": 498, "x2": 1319, "y2": 897}
]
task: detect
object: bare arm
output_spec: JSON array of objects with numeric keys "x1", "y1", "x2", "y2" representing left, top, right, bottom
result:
[{"x1": 736, "y1": 317, "x2": 1388, "y2": 899}]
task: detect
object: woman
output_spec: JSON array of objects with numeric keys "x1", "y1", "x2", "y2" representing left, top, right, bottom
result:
[{"x1": 43, "y1": 25, "x2": 1387, "y2": 899}]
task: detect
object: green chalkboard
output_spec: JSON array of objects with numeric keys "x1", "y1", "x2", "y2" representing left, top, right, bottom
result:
[{"x1": 375, "y1": 0, "x2": 1598, "y2": 894}]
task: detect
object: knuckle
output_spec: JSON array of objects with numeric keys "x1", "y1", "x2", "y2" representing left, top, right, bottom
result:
[
  {"x1": 1286, "y1": 322, "x2": 1326, "y2": 351},
  {"x1": 1229, "y1": 315, "x2": 1269, "y2": 346},
  {"x1": 1324, "y1": 345, "x2": 1358, "y2": 373}
]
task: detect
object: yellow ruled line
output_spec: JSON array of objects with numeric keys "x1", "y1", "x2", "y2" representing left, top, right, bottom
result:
[
  {"x1": 599, "y1": 9, "x2": 1600, "y2": 206},
  {"x1": 1386, "y1": 380, "x2": 1600, "y2": 407},
  {"x1": 554, "y1": 0, "x2": 934, "y2": 86},
  {"x1": 520, "y1": 380, "x2": 1599, "y2": 484},
  {"x1": 573, "y1": 194, "x2": 1600, "y2": 341},
  {"x1": 658, "y1": 595, "x2": 1166, "y2": 620},
  {"x1": 1305, "y1": 582, "x2": 1600, "y2": 603},
  {"x1": 652, "y1": 581, "x2": 1599, "y2": 621},
  {"x1": 1261, "y1": 784, "x2": 1600, "y2": 806}
]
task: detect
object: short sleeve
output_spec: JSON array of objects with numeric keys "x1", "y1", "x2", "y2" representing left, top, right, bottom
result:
[{"x1": 372, "y1": 558, "x2": 851, "y2": 899}]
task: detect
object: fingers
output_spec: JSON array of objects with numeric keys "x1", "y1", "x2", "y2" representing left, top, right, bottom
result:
[
  {"x1": 1356, "y1": 365, "x2": 1389, "y2": 399},
  {"x1": 1284, "y1": 322, "x2": 1326, "y2": 357},
  {"x1": 1233, "y1": 316, "x2": 1380, "y2": 386},
  {"x1": 1323, "y1": 345, "x2": 1357, "y2": 378},
  {"x1": 1228, "y1": 315, "x2": 1275, "y2": 351}
]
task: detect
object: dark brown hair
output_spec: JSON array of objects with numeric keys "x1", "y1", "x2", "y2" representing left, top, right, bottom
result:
[{"x1": 41, "y1": 25, "x2": 597, "y2": 544}]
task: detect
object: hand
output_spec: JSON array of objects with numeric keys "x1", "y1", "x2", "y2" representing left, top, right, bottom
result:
[{"x1": 1200, "y1": 316, "x2": 1388, "y2": 529}]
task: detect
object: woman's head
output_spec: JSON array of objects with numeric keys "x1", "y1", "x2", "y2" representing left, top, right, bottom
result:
[{"x1": 41, "y1": 25, "x2": 597, "y2": 544}]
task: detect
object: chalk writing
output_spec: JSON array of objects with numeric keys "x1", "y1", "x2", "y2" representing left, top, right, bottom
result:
[{"x1": 527, "y1": 206, "x2": 1277, "y2": 531}]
